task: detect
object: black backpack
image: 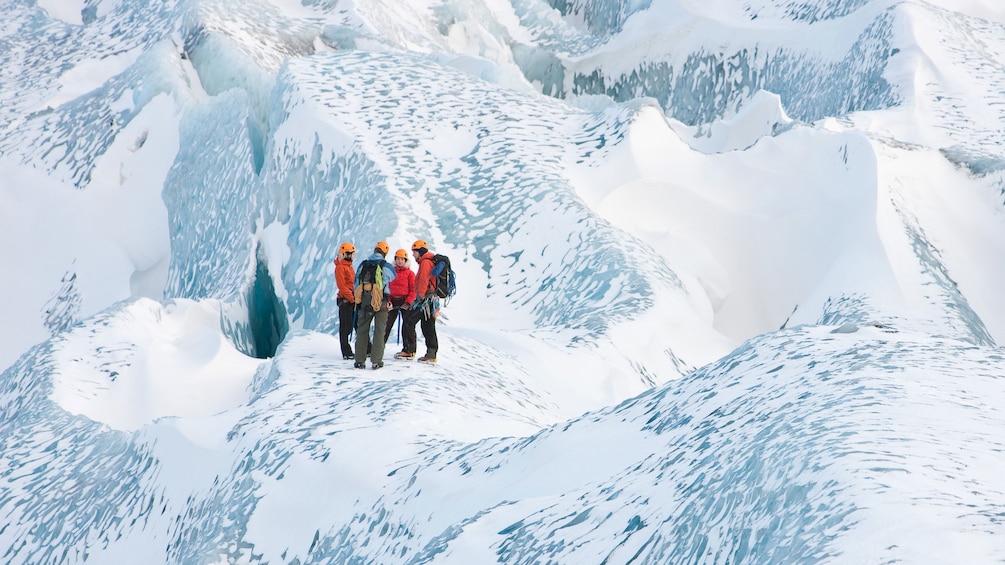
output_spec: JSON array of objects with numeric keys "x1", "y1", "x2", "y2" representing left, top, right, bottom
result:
[
  {"x1": 354, "y1": 259, "x2": 386, "y2": 311},
  {"x1": 357, "y1": 259, "x2": 383, "y2": 285},
  {"x1": 429, "y1": 254, "x2": 456, "y2": 300}
]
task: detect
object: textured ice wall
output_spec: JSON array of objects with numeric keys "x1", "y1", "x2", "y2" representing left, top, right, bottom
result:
[
  {"x1": 565, "y1": 9, "x2": 899, "y2": 126},
  {"x1": 0, "y1": 39, "x2": 189, "y2": 189},
  {"x1": 0, "y1": 0, "x2": 179, "y2": 134},
  {"x1": 269, "y1": 50, "x2": 686, "y2": 336},
  {"x1": 739, "y1": 0, "x2": 874, "y2": 23}
]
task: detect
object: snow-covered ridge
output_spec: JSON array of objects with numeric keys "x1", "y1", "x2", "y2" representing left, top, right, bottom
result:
[{"x1": 4, "y1": 321, "x2": 1003, "y2": 562}]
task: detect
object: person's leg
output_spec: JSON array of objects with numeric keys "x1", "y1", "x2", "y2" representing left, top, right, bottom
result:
[
  {"x1": 383, "y1": 307, "x2": 399, "y2": 345},
  {"x1": 354, "y1": 308, "x2": 374, "y2": 365},
  {"x1": 420, "y1": 315, "x2": 438, "y2": 359},
  {"x1": 401, "y1": 308, "x2": 419, "y2": 355},
  {"x1": 339, "y1": 301, "x2": 354, "y2": 358},
  {"x1": 371, "y1": 308, "x2": 388, "y2": 366}
]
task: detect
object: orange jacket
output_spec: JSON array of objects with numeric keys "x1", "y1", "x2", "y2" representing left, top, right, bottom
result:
[
  {"x1": 413, "y1": 251, "x2": 436, "y2": 301},
  {"x1": 334, "y1": 258, "x2": 355, "y2": 302}
]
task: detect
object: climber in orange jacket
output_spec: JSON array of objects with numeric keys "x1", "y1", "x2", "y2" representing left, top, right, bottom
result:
[
  {"x1": 334, "y1": 242, "x2": 356, "y2": 359},
  {"x1": 396, "y1": 240, "x2": 438, "y2": 363}
]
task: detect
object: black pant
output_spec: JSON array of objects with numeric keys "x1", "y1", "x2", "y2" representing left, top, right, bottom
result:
[
  {"x1": 403, "y1": 306, "x2": 437, "y2": 358},
  {"x1": 338, "y1": 298, "x2": 355, "y2": 358},
  {"x1": 383, "y1": 297, "x2": 411, "y2": 350}
]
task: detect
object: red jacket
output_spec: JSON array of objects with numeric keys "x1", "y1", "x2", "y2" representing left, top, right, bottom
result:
[
  {"x1": 334, "y1": 258, "x2": 355, "y2": 302},
  {"x1": 389, "y1": 264, "x2": 415, "y2": 304},
  {"x1": 414, "y1": 251, "x2": 436, "y2": 301}
]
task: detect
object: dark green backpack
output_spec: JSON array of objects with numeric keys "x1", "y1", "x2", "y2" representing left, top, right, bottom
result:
[{"x1": 354, "y1": 259, "x2": 385, "y2": 311}]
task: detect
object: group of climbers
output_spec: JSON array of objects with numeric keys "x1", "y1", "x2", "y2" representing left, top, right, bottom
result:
[{"x1": 333, "y1": 239, "x2": 442, "y2": 370}]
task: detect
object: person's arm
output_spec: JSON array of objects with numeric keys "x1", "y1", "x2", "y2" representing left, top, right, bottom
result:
[
  {"x1": 383, "y1": 264, "x2": 395, "y2": 294},
  {"x1": 414, "y1": 260, "x2": 431, "y2": 301}
]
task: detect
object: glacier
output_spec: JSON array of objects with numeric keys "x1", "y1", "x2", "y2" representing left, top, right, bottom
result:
[{"x1": 2, "y1": 0, "x2": 1005, "y2": 563}]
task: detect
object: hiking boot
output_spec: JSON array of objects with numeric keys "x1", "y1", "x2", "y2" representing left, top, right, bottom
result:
[
  {"x1": 394, "y1": 351, "x2": 415, "y2": 360},
  {"x1": 417, "y1": 356, "x2": 437, "y2": 364},
  {"x1": 353, "y1": 361, "x2": 366, "y2": 369},
  {"x1": 372, "y1": 361, "x2": 384, "y2": 370},
  {"x1": 343, "y1": 355, "x2": 353, "y2": 360}
]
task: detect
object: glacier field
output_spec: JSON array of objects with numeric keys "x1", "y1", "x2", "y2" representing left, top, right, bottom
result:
[{"x1": 1, "y1": 0, "x2": 1005, "y2": 562}]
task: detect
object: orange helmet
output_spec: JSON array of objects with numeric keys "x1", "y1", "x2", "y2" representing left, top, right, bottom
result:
[
  {"x1": 375, "y1": 241, "x2": 390, "y2": 255},
  {"x1": 339, "y1": 242, "x2": 356, "y2": 254},
  {"x1": 394, "y1": 249, "x2": 408, "y2": 259},
  {"x1": 411, "y1": 239, "x2": 428, "y2": 251}
]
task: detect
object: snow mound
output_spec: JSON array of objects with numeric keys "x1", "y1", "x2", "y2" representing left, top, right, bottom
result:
[{"x1": 50, "y1": 298, "x2": 264, "y2": 431}]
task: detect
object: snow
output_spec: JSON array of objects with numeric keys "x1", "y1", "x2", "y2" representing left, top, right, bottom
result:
[
  {"x1": 50, "y1": 298, "x2": 265, "y2": 432},
  {"x1": 36, "y1": 0, "x2": 85, "y2": 26},
  {"x1": 0, "y1": 89, "x2": 177, "y2": 370},
  {"x1": 42, "y1": 49, "x2": 144, "y2": 111},
  {"x1": 1, "y1": 0, "x2": 1005, "y2": 562}
]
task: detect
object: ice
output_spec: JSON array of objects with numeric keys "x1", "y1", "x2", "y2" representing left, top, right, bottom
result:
[
  {"x1": 1, "y1": 0, "x2": 1005, "y2": 561},
  {"x1": 49, "y1": 298, "x2": 264, "y2": 431}
]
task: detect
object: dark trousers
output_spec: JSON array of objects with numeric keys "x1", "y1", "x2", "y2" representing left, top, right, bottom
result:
[
  {"x1": 338, "y1": 299, "x2": 355, "y2": 358},
  {"x1": 383, "y1": 297, "x2": 411, "y2": 350},
  {"x1": 355, "y1": 302, "x2": 389, "y2": 364},
  {"x1": 403, "y1": 306, "x2": 437, "y2": 358}
]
